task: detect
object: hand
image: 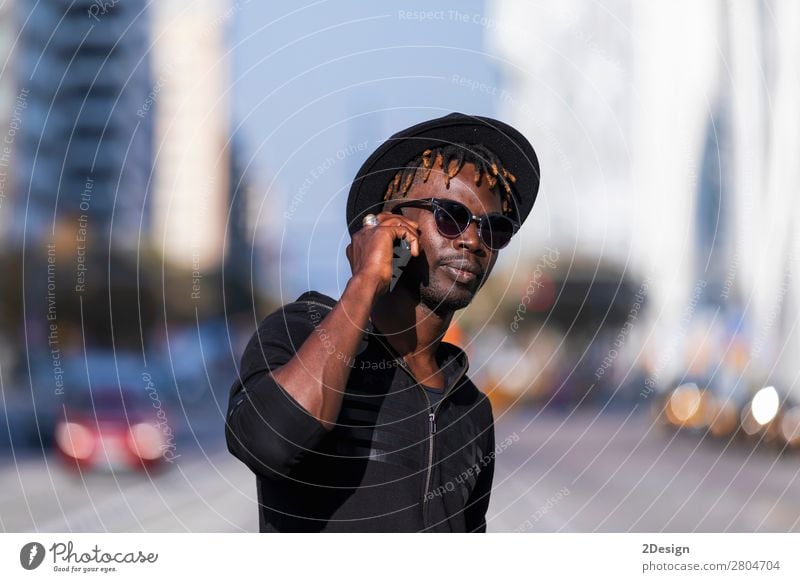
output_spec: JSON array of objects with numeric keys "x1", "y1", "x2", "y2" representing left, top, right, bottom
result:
[{"x1": 345, "y1": 211, "x2": 421, "y2": 296}]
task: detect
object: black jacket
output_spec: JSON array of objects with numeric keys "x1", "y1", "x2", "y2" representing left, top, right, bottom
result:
[{"x1": 224, "y1": 290, "x2": 495, "y2": 532}]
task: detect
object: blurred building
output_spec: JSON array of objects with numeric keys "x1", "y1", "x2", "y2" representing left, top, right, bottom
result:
[
  {"x1": 488, "y1": 0, "x2": 633, "y2": 265},
  {"x1": 488, "y1": 0, "x2": 800, "y2": 401},
  {"x1": 0, "y1": 0, "x2": 17, "y2": 375},
  {"x1": 628, "y1": 1, "x2": 724, "y2": 383},
  {"x1": 149, "y1": 0, "x2": 231, "y2": 273},
  {"x1": 13, "y1": 0, "x2": 153, "y2": 249},
  {"x1": 1, "y1": 0, "x2": 157, "y2": 375},
  {"x1": 630, "y1": 0, "x2": 800, "y2": 397},
  {"x1": 0, "y1": 0, "x2": 16, "y2": 244},
  {"x1": 725, "y1": 0, "x2": 800, "y2": 393},
  {"x1": 3, "y1": 0, "x2": 254, "y2": 351}
]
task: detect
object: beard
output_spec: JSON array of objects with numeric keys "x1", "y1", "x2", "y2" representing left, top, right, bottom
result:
[
  {"x1": 419, "y1": 282, "x2": 473, "y2": 313},
  {"x1": 415, "y1": 263, "x2": 481, "y2": 313},
  {"x1": 396, "y1": 252, "x2": 487, "y2": 314}
]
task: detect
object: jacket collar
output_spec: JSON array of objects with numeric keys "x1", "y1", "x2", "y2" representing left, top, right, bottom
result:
[{"x1": 369, "y1": 321, "x2": 469, "y2": 394}]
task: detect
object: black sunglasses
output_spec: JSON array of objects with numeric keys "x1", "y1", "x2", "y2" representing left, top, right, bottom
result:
[{"x1": 390, "y1": 198, "x2": 518, "y2": 251}]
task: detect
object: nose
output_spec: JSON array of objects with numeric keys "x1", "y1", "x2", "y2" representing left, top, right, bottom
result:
[{"x1": 454, "y1": 219, "x2": 484, "y2": 254}]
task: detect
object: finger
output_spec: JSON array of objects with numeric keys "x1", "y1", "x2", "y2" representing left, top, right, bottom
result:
[
  {"x1": 390, "y1": 224, "x2": 420, "y2": 256},
  {"x1": 377, "y1": 211, "x2": 419, "y2": 231},
  {"x1": 391, "y1": 224, "x2": 420, "y2": 257},
  {"x1": 383, "y1": 219, "x2": 421, "y2": 239},
  {"x1": 405, "y1": 233, "x2": 418, "y2": 257},
  {"x1": 387, "y1": 223, "x2": 418, "y2": 239}
]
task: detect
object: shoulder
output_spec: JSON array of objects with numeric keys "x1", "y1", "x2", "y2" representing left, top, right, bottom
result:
[
  {"x1": 452, "y1": 373, "x2": 495, "y2": 428},
  {"x1": 293, "y1": 290, "x2": 338, "y2": 311},
  {"x1": 257, "y1": 290, "x2": 337, "y2": 331},
  {"x1": 473, "y1": 384, "x2": 495, "y2": 427},
  {"x1": 439, "y1": 341, "x2": 494, "y2": 426},
  {"x1": 238, "y1": 290, "x2": 336, "y2": 375}
]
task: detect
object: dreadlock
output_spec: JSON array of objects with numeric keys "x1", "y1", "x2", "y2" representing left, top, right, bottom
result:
[{"x1": 382, "y1": 142, "x2": 516, "y2": 215}]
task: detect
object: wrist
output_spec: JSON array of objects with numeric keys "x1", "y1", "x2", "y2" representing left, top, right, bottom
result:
[{"x1": 344, "y1": 273, "x2": 381, "y2": 307}]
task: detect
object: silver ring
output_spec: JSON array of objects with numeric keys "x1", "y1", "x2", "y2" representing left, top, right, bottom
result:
[{"x1": 362, "y1": 213, "x2": 378, "y2": 227}]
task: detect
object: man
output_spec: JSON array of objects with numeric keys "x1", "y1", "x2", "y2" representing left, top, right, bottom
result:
[{"x1": 225, "y1": 112, "x2": 540, "y2": 532}]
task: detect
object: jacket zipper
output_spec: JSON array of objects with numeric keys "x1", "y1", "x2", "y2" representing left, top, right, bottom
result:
[
  {"x1": 388, "y1": 348, "x2": 466, "y2": 528},
  {"x1": 416, "y1": 370, "x2": 464, "y2": 526}
]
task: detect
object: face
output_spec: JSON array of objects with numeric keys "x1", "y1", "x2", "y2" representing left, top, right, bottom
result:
[{"x1": 390, "y1": 162, "x2": 504, "y2": 313}]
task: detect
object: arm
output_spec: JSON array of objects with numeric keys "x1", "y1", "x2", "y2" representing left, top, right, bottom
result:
[
  {"x1": 268, "y1": 207, "x2": 420, "y2": 432},
  {"x1": 225, "y1": 211, "x2": 421, "y2": 479},
  {"x1": 223, "y1": 275, "x2": 386, "y2": 479},
  {"x1": 266, "y1": 274, "x2": 377, "y2": 432}
]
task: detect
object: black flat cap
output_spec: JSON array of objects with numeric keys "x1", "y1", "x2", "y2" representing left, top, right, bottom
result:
[{"x1": 346, "y1": 112, "x2": 540, "y2": 236}]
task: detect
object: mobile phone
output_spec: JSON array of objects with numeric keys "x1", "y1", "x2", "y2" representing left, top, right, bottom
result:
[{"x1": 389, "y1": 238, "x2": 412, "y2": 292}]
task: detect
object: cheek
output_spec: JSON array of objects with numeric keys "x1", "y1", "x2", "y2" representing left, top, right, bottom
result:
[
  {"x1": 417, "y1": 216, "x2": 447, "y2": 257},
  {"x1": 414, "y1": 228, "x2": 450, "y2": 279}
]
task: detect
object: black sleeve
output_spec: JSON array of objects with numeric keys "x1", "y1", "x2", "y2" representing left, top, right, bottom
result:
[
  {"x1": 224, "y1": 302, "x2": 330, "y2": 480},
  {"x1": 464, "y1": 396, "x2": 495, "y2": 533}
]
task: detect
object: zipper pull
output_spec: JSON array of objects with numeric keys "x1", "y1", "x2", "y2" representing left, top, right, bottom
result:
[{"x1": 429, "y1": 412, "x2": 436, "y2": 435}]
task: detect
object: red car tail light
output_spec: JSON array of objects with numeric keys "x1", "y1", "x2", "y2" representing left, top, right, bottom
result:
[
  {"x1": 55, "y1": 422, "x2": 95, "y2": 460},
  {"x1": 127, "y1": 423, "x2": 165, "y2": 461}
]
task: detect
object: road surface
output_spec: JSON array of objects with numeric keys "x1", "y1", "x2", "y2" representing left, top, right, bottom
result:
[{"x1": 2, "y1": 407, "x2": 799, "y2": 532}]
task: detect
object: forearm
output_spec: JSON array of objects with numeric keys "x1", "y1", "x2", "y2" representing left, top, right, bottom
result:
[{"x1": 269, "y1": 274, "x2": 379, "y2": 431}]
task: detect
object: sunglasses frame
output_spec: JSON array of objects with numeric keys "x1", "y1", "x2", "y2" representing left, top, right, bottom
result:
[{"x1": 389, "y1": 197, "x2": 519, "y2": 250}]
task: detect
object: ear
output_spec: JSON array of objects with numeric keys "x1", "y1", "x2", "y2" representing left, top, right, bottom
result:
[{"x1": 345, "y1": 242, "x2": 353, "y2": 270}]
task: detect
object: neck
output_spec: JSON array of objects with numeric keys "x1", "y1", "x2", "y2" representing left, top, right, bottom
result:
[{"x1": 370, "y1": 285, "x2": 452, "y2": 364}]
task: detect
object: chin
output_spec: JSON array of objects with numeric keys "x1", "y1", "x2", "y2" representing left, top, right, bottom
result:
[{"x1": 418, "y1": 274, "x2": 477, "y2": 313}]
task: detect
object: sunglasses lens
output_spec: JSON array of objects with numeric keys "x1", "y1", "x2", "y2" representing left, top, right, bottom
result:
[
  {"x1": 482, "y1": 216, "x2": 515, "y2": 250},
  {"x1": 431, "y1": 199, "x2": 516, "y2": 250},
  {"x1": 435, "y1": 201, "x2": 471, "y2": 237}
]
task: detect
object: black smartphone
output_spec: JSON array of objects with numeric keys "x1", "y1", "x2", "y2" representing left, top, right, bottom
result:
[{"x1": 389, "y1": 238, "x2": 412, "y2": 292}]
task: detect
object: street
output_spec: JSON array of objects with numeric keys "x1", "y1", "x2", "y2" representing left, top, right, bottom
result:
[
  {"x1": 2, "y1": 407, "x2": 799, "y2": 532},
  {"x1": 491, "y1": 408, "x2": 800, "y2": 532}
]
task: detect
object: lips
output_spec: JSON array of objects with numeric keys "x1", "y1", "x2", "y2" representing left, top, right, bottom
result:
[{"x1": 440, "y1": 259, "x2": 482, "y2": 283}]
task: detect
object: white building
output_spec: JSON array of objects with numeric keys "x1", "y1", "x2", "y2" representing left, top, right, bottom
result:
[
  {"x1": 488, "y1": 0, "x2": 800, "y2": 397},
  {"x1": 150, "y1": 0, "x2": 232, "y2": 272}
]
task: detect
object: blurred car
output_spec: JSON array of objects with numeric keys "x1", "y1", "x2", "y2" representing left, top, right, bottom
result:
[
  {"x1": 777, "y1": 397, "x2": 800, "y2": 449},
  {"x1": 53, "y1": 350, "x2": 174, "y2": 472},
  {"x1": 654, "y1": 373, "x2": 800, "y2": 452},
  {"x1": 56, "y1": 386, "x2": 170, "y2": 472},
  {"x1": 739, "y1": 385, "x2": 800, "y2": 450},
  {"x1": 653, "y1": 379, "x2": 741, "y2": 438}
]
